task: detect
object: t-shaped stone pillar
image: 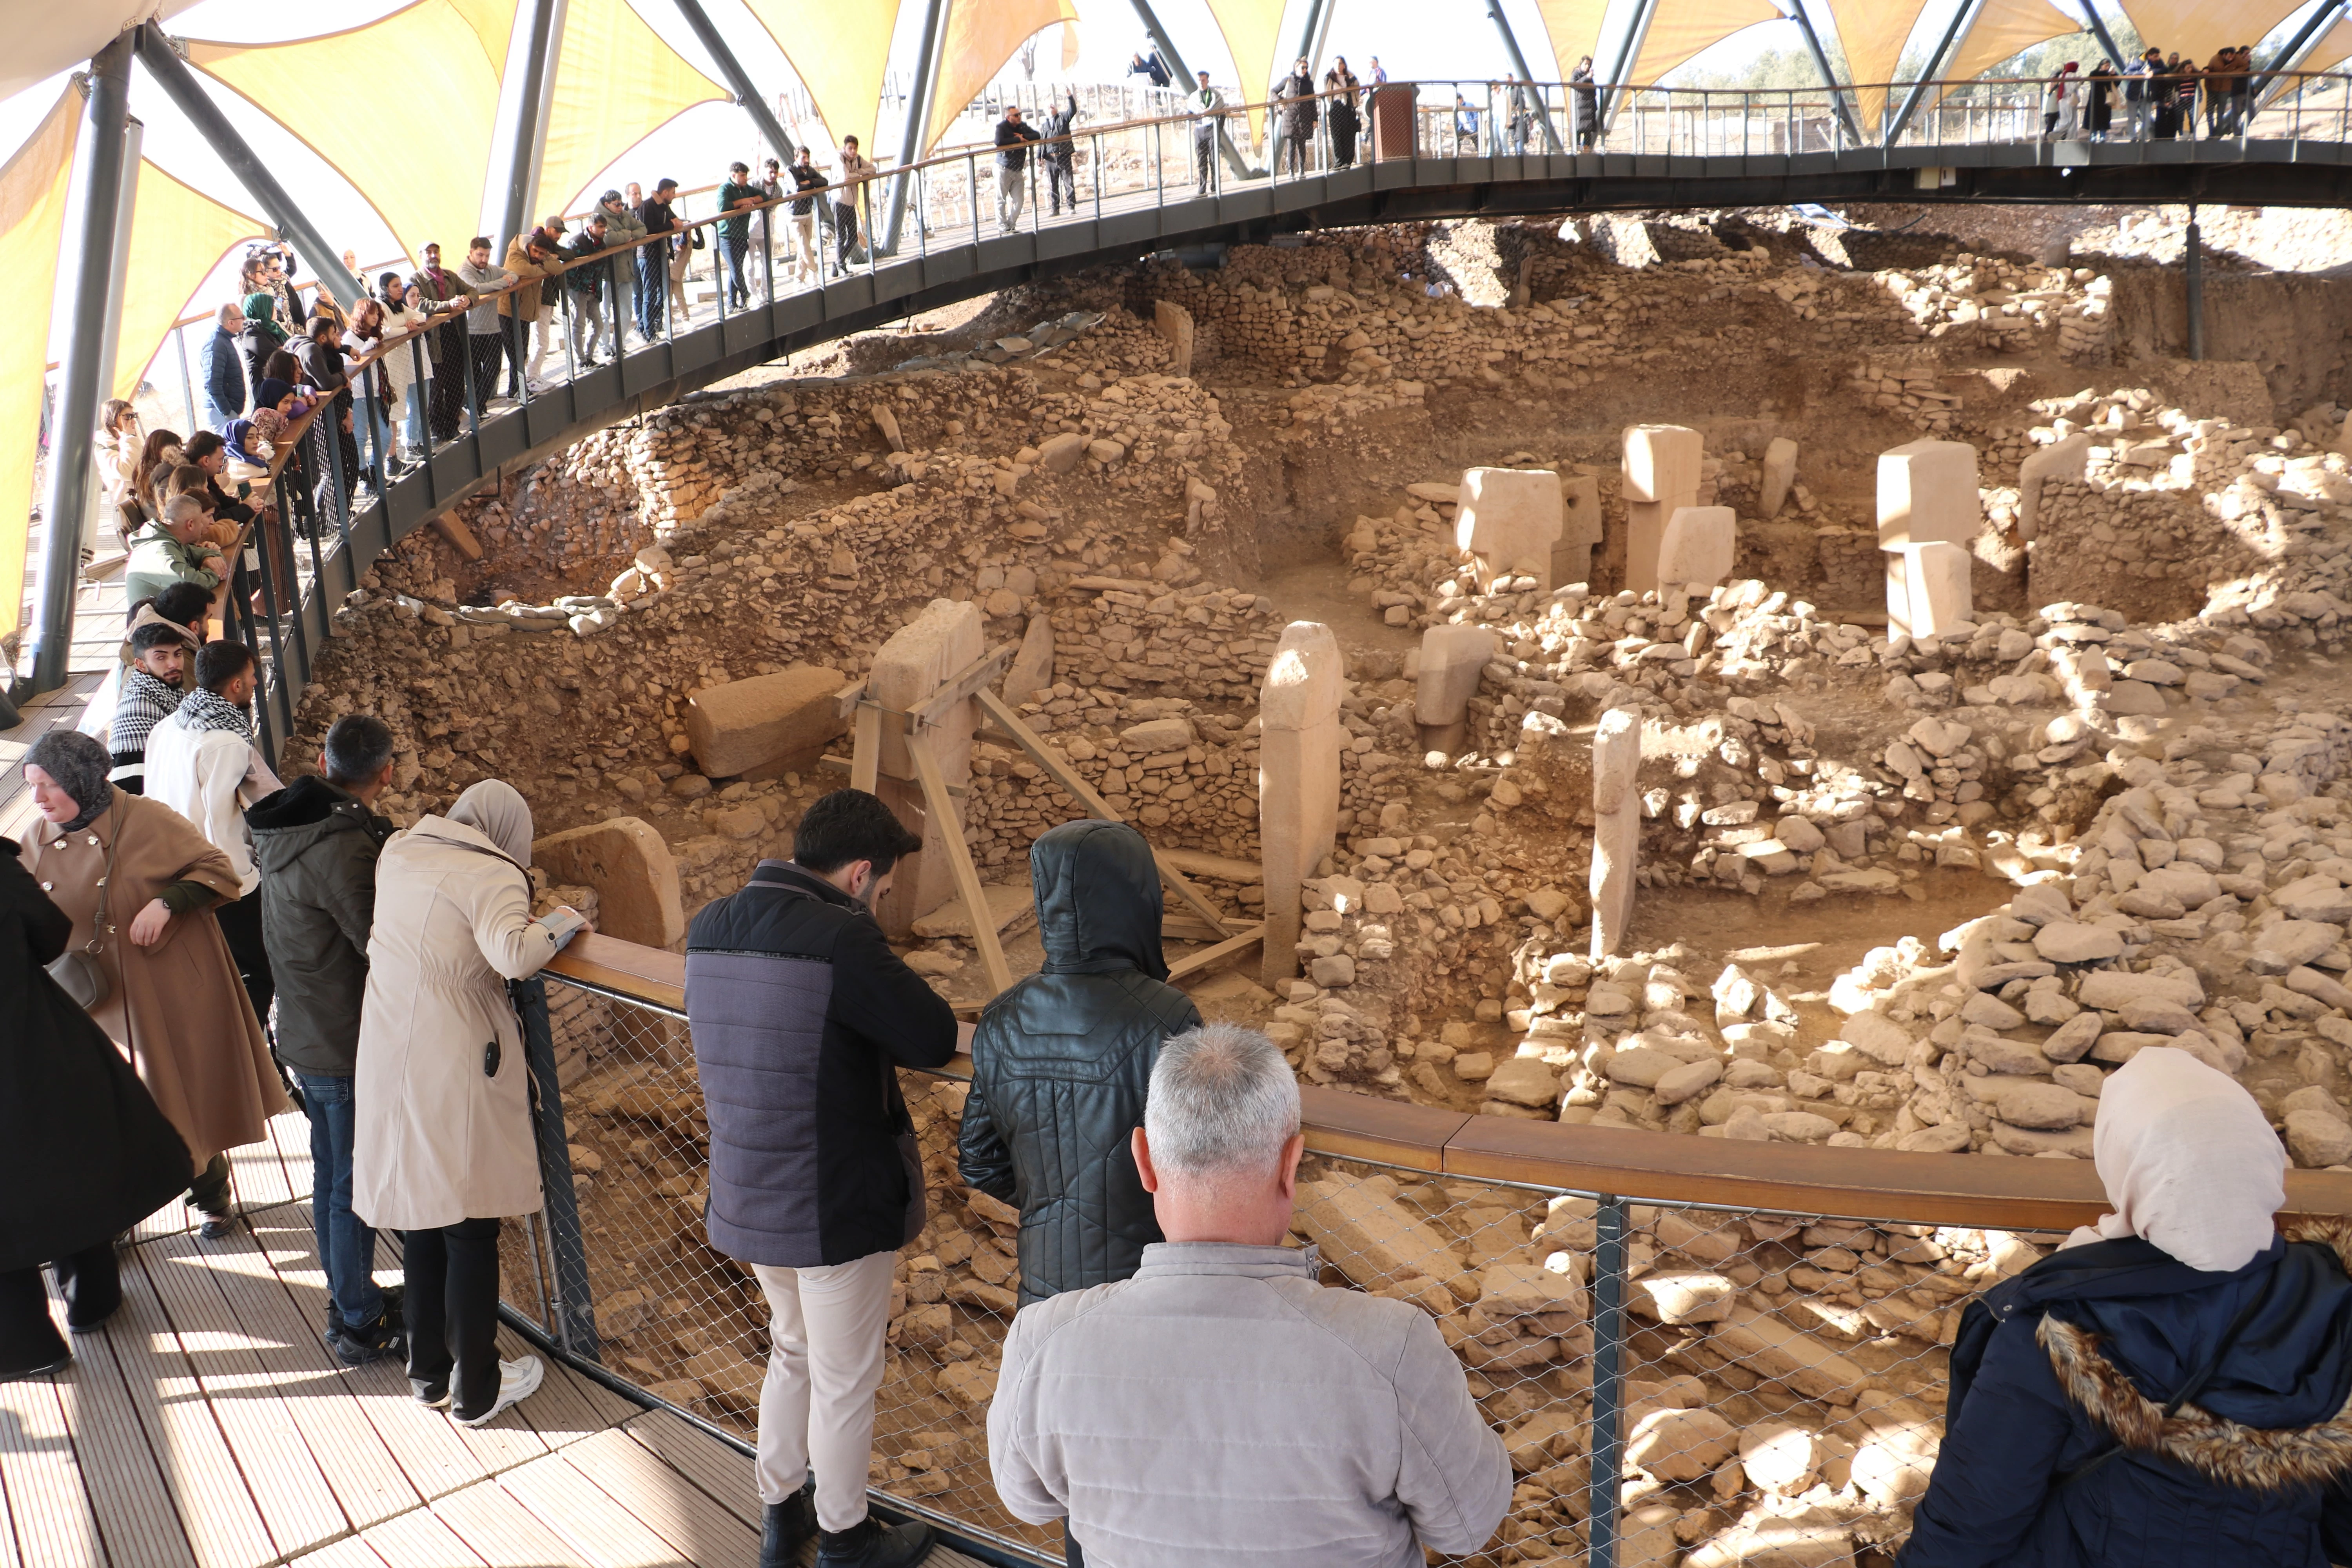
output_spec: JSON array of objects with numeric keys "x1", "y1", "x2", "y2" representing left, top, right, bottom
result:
[
  {"x1": 1758, "y1": 436, "x2": 1798, "y2": 519},
  {"x1": 1258, "y1": 621, "x2": 1342, "y2": 985},
  {"x1": 1555, "y1": 474, "x2": 1602, "y2": 590},
  {"x1": 1656, "y1": 506, "x2": 1736, "y2": 590},
  {"x1": 1414, "y1": 622, "x2": 1497, "y2": 756},
  {"x1": 1455, "y1": 468, "x2": 1564, "y2": 590},
  {"x1": 1621, "y1": 425, "x2": 1702, "y2": 595},
  {"x1": 2015, "y1": 432, "x2": 2089, "y2": 543},
  {"x1": 1589, "y1": 708, "x2": 1641, "y2": 960},
  {"x1": 1875, "y1": 439, "x2": 1980, "y2": 549},
  {"x1": 1886, "y1": 541, "x2": 1974, "y2": 640},
  {"x1": 866, "y1": 597, "x2": 984, "y2": 940}
]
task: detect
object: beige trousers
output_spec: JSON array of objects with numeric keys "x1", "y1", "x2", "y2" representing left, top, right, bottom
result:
[{"x1": 751, "y1": 1249, "x2": 897, "y2": 1530}]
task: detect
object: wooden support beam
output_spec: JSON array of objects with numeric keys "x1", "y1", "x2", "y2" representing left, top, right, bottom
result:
[
  {"x1": 1168, "y1": 922, "x2": 1267, "y2": 983},
  {"x1": 974, "y1": 687, "x2": 1236, "y2": 937},
  {"x1": 913, "y1": 642, "x2": 1017, "y2": 728},
  {"x1": 849, "y1": 704, "x2": 882, "y2": 794},
  {"x1": 820, "y1": 753, "x2": 963, "y2": 796},
  {"x1": 908, "y1": 728, "x2": 1013, "y2": 997}
]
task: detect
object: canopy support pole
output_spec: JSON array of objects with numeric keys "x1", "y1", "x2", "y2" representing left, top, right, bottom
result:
[
  {"x1": 882, "y1": 0, "x2": 949, "y2": 256},
  {"x1": 133, "y1": 27, "x2": 362, "y2": 309},
  {"x1": 1125, "y1": 0, "x2": 1254, "y2": 178},
  {"x1": 1487, "y1": 0, "x2": 1568, "y2": 152},
  {"x1": 499, "y1": 0, "x2": 561, "y2": 247},
  {"x1": 1601, "y1": 0, "x2": 1659, "y2": 131},
  {"x1": 1885, "y1": 0, "x2": 1981, "y2": 146},
  {"x1": 1786, "y1": 0, "x2": 1862, "y2": 145},
  {"x1": 669, "y1": 0, "x2": 797, "y2": 163},
  {"x1": 2072, "y1": 0, "x2": 2129, "y2": 73}
]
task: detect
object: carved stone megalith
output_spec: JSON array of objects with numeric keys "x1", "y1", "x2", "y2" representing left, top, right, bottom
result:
[
  {"x1": 1154, "y1": 299, "x2": 1196, "y2": 378},
  {"x1": 867, "y1": 598, "x2": 984, "y2": 939},
  {"x1": 2016, "y1": 433, "x2": 2089, "y2": 543},
  {"x1": 1657, "y1": 505, "x2": 1737, "y2": 590},
  {"x1": 1622, "y1": 425, "x2": 1702, "y2": 595},
  {"x1": 1759, "y1": 436, "x2": 1798, "y2": 519},
  {"x1": 1258, "y1": 621, "x2": 1343, "y2": 985},
  {"x1": 1414, "y1": 623, "x2": 1497, "y2": 756},
  {"x1": 1556, "y1": 473, "x2": 1602, "y2": 588},
  {"x1": 1875, "y1": 439, "x2": 1980, "y2": 549},
  {"x1": 1590, "y1": 708, "x2": 1641, "y2": 960},
  {"x1": 1886, "y1": 541, "x2": 1974, "y2": 640},
  {"x1": 1455, "y1": 467, "x2": 1564, "y2": 590}
]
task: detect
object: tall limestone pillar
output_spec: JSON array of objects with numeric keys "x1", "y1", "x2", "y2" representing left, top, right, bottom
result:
[
  {"x1": 1258, "y1": 621, "x2": 1342, "y2": 986},
  {"x1": 1621, "y1": 425, "x2": 1702, "y2": 595},
  {"x1": 867, "y1": 598, "x2": 984, "y2": 940},
  {"x1": 1589, "y1": 708, "x2": 1641, "y2": 960}
]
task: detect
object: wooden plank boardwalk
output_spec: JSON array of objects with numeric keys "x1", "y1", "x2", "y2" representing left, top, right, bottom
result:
[{"x1": 0, "y1": 1115, "x2": 997, "y2": 1568}]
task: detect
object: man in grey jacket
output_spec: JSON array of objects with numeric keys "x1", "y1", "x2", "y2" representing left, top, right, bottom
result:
[
  {"x1": 247, "y1": 716, "x2": 400, "y2": 1365},
  {"x1": 987, "y1": 1023, "x2": 1511, "y2": 1567}
]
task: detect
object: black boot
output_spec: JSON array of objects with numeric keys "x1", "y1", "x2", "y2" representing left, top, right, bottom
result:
[
  {"x1": 760, "y1": 1478, "x2": 817, "y2": 1568},
  {"x1": 815, "y1": 1515, "x2": 935, "y2": 1568}
]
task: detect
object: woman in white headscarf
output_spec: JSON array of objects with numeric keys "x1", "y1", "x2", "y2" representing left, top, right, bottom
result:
[
  {"x1": 1903, "y1": 1047, "x2": 2352, "y2": 1568},
  {"x1": 353, "y1": 780, "x2": 587, "y2": 1427}
]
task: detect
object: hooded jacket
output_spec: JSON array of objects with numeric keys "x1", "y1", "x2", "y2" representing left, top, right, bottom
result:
[
  {"x1": 1902, "y1": 1220, "x2": 2352, "y2": 1568},
  {"x1": 687, "y1": 860, "x2": 959, "y2": 1268},
  {"x1": 958, "y1": 820, "x2": 1203, "y2": 1305},
  {"x1": 247, "y1": 777, "x2": 393, "y2": 1076}
]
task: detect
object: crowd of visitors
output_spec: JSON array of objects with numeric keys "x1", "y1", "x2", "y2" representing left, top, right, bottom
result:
[
  {"x1": 17, "y1": 740, "x2": 2352, "y2": 1566},
  {"x1": 2050, "y1": 45, "x2": 2259, "y2": 142}
]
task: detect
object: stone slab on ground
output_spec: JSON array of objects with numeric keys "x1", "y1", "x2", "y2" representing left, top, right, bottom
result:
[
  {"x1": 683, "y1": 663, "x2": 848, "y2": 779},
  {"x1": 1296, "y1": 1177, "x2": 1472, "y2": 1303},
  {"x1": 533, "y1": 816, "x2": 686, "y2": 948},
  {"x1": 910, "y1": 882, "x2": 1038, "y2": 941}
]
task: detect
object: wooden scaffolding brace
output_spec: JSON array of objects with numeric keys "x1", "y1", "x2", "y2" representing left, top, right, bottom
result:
[{"x1": 834, "y1": 643, "x2": 1267, "y2": 1003}]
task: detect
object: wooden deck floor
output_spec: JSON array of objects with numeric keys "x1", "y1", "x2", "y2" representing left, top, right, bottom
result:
[{"x1": 2, "y1": 1114, "x2": 994, "y2": 1568}]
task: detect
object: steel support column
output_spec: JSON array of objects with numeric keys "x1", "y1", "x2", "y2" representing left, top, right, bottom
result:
[
  {"x1": 1787, "y1": 0, "x2": 1862, "y2": 145},
  {"x1": 1885, "y1": 0, "x2": 1981, "y2": 146},
  {"x1": 133, "y1": 28, "x2": 361, "y2": 310},
  {"x1": 498, "y1": 0, "x2": 561, "y2": 246},
  {"x1": 2073, "y1": 0, "x2": 2129, "y2": 73},
  {"x1": 1294, "y1": 0, "x2": 1329, "y2": 68},
  {"x1": 29, "y1": 31, "x2": 133, "y2": 693},
  {"x1": 1486, "y1": 0, "x2": 1567, "y2": 152},
  {"x1": 2256, "y1": 0, "x2": 2352, "y2": 106},
  {"x1": 669, "y1": 0, "x2": 797, "y2": 164},
  {"x1": 1601, "y1": 0, "x2": 1659, "y2": 131},
  {"x1": 2186, "y1": 208, "x2": 2204, "y2": 361},
  {"x1": 883, "y1": 0, "x2": 949, "y2": 256},
  {"x1": 1127, "y1": 0, "x2": 1254, "y2": 177}
]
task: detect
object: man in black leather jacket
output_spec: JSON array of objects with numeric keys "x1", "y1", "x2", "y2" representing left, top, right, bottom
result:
[{"x1": 958, "y1": 820, "x2": 1202, "y2": 1305}]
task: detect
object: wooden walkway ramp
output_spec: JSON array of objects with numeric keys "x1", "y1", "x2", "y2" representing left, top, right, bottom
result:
[{"x1": 1, "y1": 1114, "x2": 991, "y2": 1568}]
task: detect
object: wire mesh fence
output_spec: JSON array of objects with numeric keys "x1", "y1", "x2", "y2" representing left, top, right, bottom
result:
[{"x1": 523, "y1": 972, "x2": 2064, "y2": 1568}]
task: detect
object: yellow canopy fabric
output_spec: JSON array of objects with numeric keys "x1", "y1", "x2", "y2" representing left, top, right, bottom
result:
[
  {"x1": 1819, "y1": 0, "x2": 1935, "y2": 131},
  {"x1": 113, "y1": 162, "x2": 267, "y2": 403},
  {"x1": 1532, "y1": 0, "x2": 1612, "y2": 83},
  {"x1": 2118, "y1": 0, "x2": 2301, "y2": 75},
  {"x1": 539, "y1": 0, "x2": 729, "y2": 218},
  {"x1": 1630, "y1": 0, "x2": 1784, "y2": 84},
  {"x1": 923, "y1": 0, "x2": 1083, "y2": 153},
  {"x1": 739, "y1": 0, "x2": 901, "y2": 156},
  {"x1": 1934, "y1": 0, "x2": 2080, "y2": 102},
  {"x1": 0, "y1": 90, "x2": 76, "y2": 643},
  {"x1": 1201, "y1": 0, "x2": 1290, "y2": 136},
  {"x1": 2299, "y1": 16, "x2": 2352, "y2": 74},
  {"x1": 185, "y1": 0, "x2": 513, "y2": 263}
]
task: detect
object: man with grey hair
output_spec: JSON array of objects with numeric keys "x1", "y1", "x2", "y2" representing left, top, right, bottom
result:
[{"x1": 987, "y1": 1024, "x2": 1511, "y2": 1566}]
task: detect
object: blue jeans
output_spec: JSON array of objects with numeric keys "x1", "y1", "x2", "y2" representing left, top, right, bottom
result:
[
  {"x1": 298, "y1": 1072, "x2": 384, "y2": 1335},
  {"x1": 635, "y1": 248, "x2": 666, "y2": 338},
  {"x1": 720, "y1": 234, "x2": 750, "y2": 307}
]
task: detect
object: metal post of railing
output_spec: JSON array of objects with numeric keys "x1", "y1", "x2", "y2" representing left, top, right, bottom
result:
[
  {"x1": 514, "y1": 975, "x2": 601, "y2": 1359},
  {"x1": 1588, "y1": 1194, "x2": 1628, "y2": 1568},
  {"x1": 2186, "y1": 208, "x2": 2205, "y2": 361},
  {"x1": 968, "y1": 152, "x2": 980, "y2": 244},
  {"x1": 250, "y1": 476, "x2": 294, "y2": 753},
  {"x1": 320, "y1": 413, "x2": 352, "y2": 593}
]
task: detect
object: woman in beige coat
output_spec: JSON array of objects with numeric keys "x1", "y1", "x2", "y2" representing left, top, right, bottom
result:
[
  {"x1": 354, "y1": 780, "x2": 585, "y2": 1426},
  {"x1": 22, "y1": 731, "x2": 287, "y2": 1239}
]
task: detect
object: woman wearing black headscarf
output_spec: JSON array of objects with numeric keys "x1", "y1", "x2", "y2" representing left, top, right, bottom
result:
[{"x1": 0, "y1": 816, "x2": 192, "y2": 1378}]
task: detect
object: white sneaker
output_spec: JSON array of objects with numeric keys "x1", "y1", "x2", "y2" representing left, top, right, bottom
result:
[{"x1": 455, "y1": 1355, "x2": 544, "y2": 1426}]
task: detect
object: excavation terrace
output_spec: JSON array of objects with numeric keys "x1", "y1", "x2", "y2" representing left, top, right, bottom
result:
[{"x1": 212, "y1": 203, "x2": 2352, "y2": 1567}]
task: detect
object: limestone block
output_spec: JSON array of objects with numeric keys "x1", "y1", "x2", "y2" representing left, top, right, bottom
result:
[
  {"x1": 1152, "y1": 298, "x2": 1195, "y2": 378},
  {"x1": 869, "y1": 599, "x2": 985, "y2": 936},
  {"x1": 1711, "y1": 1305, "x2": 1867, "y2": 1403},
  {"x1": 1036, "y1": 432, "x2": 1088, "y2": 473},
  {"x1": 1259, "y1": 621, "x2": 1343, "y2": 984},
  {"x1": 1657, "y1": 506, "x2": 1736, "y2": 589},
  {"x1": 1877, "y1": 439, "x2": 1980, "y2": 550},
  {"x1": 683, "y1": 664, "x2": 848, "y2": 779},
  {"x1": 1002, "y1": 614, "x2": 1055, "y2": 707},
  {"x1": 1886, "y1": 541, "x2": 1973, "y2": 640},
  {"x1": 1630, "y1": 1271, "x2": 1735, "y2": 1325},
  {"x1": 1555, "y1": 473, "x2": 1601, "y2": 589},
  {"x1": 1590, "y1": 709, "x2": 1641, "y2": 960},
  {"x1": 1295, "y1": 1177, "x2": 1469, "y2": 1301},
  {"x1": 1759, "y1": 436, "x2": 1798, "y2": 518},
  {"x1": 1622, "y1": 425, "x2": 1701, "y2": 595},
  {"x1": 2017, "y1": 432, "x2": 2090, "y2": 543},
  {"x1": 1414, "y1": 623, "x2": 1497, "y2": 731},
  {"x1": 1628, "y1": 1407, "x2": 1737, "y2": 1481},
  {"x1": 532, "y1": 817, "x2": 684, "y2": 949},
  {"x1": 1455, "y1": 467, "x2": 1564, "y2": 590}
]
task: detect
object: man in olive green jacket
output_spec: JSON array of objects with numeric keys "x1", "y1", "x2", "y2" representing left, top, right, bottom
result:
[{"x1": 123, "y1": 495, "x2": 225, "y2": 608}]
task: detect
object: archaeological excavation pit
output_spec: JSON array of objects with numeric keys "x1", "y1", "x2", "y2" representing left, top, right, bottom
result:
[{"x1": 292, "y1": 205, "x2": 2352, "y2": 1567}]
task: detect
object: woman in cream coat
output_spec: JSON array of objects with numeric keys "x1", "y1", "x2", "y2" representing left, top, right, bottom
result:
[{"x1": 354, "y1": 780, "x2": 584, "y2": 1426}]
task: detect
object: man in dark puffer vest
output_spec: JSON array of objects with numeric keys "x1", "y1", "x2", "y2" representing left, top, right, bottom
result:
[
  {"x1": 958, "y1": 819, "x2": 1202, "y2": 1305},
  {"x1": 688, "y1": 789, "x2": 956, "y2": 1568}
]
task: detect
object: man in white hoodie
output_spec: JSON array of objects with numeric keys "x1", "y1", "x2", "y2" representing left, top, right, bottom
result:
[{"x1": 145, "y1": 639, "x2": 284, "y2": 1027}]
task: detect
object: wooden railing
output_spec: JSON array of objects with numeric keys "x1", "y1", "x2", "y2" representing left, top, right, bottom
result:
[{"x1": 544, "y1": 932, "x2": 2352, "y2": 1233}]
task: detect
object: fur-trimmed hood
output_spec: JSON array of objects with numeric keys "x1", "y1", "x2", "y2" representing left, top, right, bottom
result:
[{"x1": 2039, "y1": 1217, "x2": 2352, "y2": 1491}]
